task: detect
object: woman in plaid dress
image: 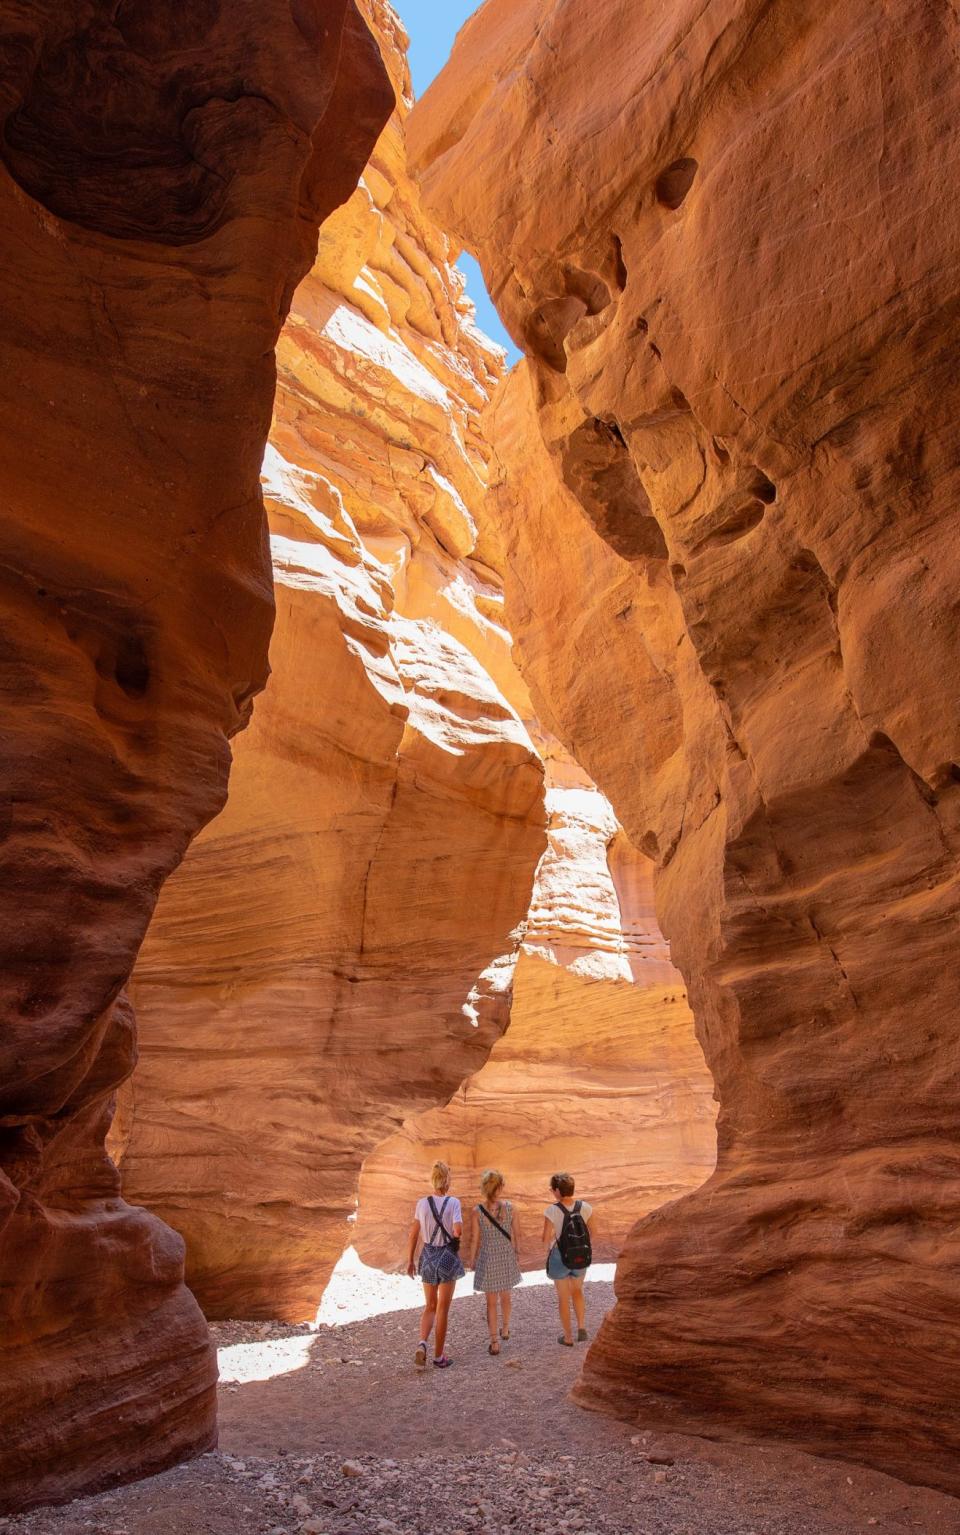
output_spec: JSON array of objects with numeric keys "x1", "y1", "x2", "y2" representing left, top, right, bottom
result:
[{"x1": 467, "y1": 1169, "x2": 523, "y2": 1354}]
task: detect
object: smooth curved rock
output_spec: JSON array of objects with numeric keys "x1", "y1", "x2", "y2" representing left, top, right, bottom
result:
[
  {"x1": 410, "y1": 0, "x2": 960, "y2": 1493},
  {"x1": 0, "y1": 0, "x2": 391, "y2": 1513},
  {"x1": 356, "y1": 760, "x2": 716, "y2": 1269},
  {"x1": 114, "y1": 3, "x2": 547, "y2": 1322}
]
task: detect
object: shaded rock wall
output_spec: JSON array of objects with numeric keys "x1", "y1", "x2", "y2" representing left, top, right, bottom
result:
[
  {"x1": 115, "y1": 3, "x2": 547, "y2": 1323},
  {"x1": 0, "y1": 0, "x2": 391, "y2": 1513},
  {"x1": 356, "y1": 758, "x2": 716, "y2": 1269},
  {"x1": 409, "y1": 0, "x2": 960, "y2": 1493}
]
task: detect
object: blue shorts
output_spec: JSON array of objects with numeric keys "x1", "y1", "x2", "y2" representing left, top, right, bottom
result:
[{"x1": 547, "y1": 1244, "x2": 585, "y2": 1282}]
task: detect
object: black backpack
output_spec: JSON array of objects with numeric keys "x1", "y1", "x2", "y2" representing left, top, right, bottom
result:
[{"x1": 555, "y1": 1200, "x2": 592, "y2": 1270}]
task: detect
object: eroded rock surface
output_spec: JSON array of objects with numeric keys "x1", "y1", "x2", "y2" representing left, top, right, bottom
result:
[
  {"x1": 0, "y1": 0, "x2": 391, "y2": 1513},
  {"x1": 357, "y1": 753, "x2": 715, "y2": 1268},
  {"x1": 410, "y1": 0, "x2": 960, "y2": 1492},
  {"x1": 115, "y1": 4, "x2": 547, "y2": 1322}
]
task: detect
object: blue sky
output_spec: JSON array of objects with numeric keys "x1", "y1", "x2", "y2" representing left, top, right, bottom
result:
[{"x1": 392, "y1": 0, "x2": 521, "y2": 363}]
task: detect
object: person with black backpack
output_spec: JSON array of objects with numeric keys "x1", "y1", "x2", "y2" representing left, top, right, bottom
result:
[
  {"x1": 405, "y1": 1160, "x2": 465, "y2": 1370},
  {"x1": 541, "y1": 1171, "x2": 593, "y2": 1346}
]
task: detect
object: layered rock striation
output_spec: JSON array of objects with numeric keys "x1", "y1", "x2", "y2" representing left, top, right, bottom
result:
[
  {"x1": 0, "y1": 0, "x2": 391, "y2": 1513},
  {"x1": 357, "y1": 754, "x2": 715, "y2": 1269},
  {"x1": 410, "y1": 0, "x2": 960, "y2": 1493},
  {"x1": 115, "y1": 3, "x2": 547, "y2": 1322}
]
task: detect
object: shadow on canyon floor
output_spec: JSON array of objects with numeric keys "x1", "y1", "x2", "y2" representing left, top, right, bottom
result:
[{"x1": 7, "y1": 1267, "x2": 960, "y2": 1535}]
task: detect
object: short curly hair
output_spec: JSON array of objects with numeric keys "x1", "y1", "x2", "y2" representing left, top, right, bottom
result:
[{"x1": 550, "y1": 1171, "x2": 575, "y2": 1198}]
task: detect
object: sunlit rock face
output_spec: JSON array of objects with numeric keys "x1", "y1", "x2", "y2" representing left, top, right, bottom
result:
[
  {"x1": 356, "y1": 750, "x2": 716, "y2": 1268},
  {"x1": 0, "y1": 0, "x2": 391, "y2": 1513},
  {"x1": 115, "y1": 2, "x2": 547, "y2": 1323},
  {"x1": 409, "y1": 0, "x2": 960, "y2": 1494}
]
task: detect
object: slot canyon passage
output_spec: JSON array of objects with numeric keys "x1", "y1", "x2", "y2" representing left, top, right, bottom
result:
[{"x1": 2, "y1": 2, "x2": 960, "y2": 1534}]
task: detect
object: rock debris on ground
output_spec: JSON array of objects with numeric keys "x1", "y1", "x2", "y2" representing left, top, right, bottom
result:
[{"x1": 6, "y1": 1279, "x2": 959, "y2": 1534}]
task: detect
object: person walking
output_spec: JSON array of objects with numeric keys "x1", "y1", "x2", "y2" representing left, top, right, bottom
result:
[
  {"x1": 542, "y1": 1171, "x2": 593, "y2": 1347},
  {"x1": 467, "y1": 1169, "x2": 523, "y2": 1354},
  {"x1": 405, "y1": 1160, "x2": 465, "y2": 1370}
]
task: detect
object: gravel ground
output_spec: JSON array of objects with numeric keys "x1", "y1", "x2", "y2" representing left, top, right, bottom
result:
[{"x1": 5, "y1": 1264, "x2": 959, "y2": 1535}]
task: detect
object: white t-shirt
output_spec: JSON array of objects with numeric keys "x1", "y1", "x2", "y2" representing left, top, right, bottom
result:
[
  {"x1": 544, "y1": 1199, "x2": 592, "y2": 1239},
  {"x1": 415, "y1": 1194, "x2": 462, "y2": 1245}
]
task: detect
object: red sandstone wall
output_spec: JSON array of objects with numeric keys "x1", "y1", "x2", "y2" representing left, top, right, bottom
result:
[
  {"x1": 0, "y1": 0, "x2": 391, "y2": 1513},
  {"x1": 409, "y1": 0, "x2": 960, "y2": 1494}
]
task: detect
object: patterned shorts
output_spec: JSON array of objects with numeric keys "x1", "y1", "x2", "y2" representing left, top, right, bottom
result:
[{"x1": 419, "y1": 1241, "x2": 465, "y2": 1287}]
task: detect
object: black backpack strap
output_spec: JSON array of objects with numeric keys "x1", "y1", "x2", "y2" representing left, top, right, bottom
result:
[
  {"x1": 427, "y1": 1195, "x2": 451, "y2": 1247},
  {"x1": 479, "y1": 1203, "x2": 512, "y2": 1242}
]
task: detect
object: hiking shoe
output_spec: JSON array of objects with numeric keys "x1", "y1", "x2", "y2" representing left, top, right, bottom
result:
[{"x1": 433, "y1": 1354, "x2": 453, "y2": 1369}]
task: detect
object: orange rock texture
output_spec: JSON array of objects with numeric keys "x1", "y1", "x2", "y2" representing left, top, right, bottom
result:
[
  {"x1": 0, "y1": 0, "x2": 391, "y2": 1514},
  {"x1": 410, "y1": 0, "x2": 960, "y2": 1493},
  {"x1": 114, "y1": 3, "x2": 547, "y2": 1324},
  {"x1": 357, "y1": 756, "x2": 716, "y2": 1270}
]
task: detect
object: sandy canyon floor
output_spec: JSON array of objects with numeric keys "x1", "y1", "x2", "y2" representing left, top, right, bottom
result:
[{"x1": 6, "y1": 1255, "x2": 959, "y2": 1535}]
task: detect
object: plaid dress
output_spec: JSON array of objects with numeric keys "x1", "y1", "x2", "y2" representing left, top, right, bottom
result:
[{"x1": 473, "y1": 1201, "x2": 523, "y2": 1293}]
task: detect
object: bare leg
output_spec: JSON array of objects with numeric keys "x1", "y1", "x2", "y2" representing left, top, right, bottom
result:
[
  {"x1": 485, "y1": 1291, "x2": 499, "y2": 1349},
  {"x1": 419, "y1": 1283, "x2": 438, "y2": 1344},
  {"x1": 435, "y1": 1280, "x2": 456, "y2": 1358},
  {"x1": 572, "y1": 1278, "x2": 586, "y2": 1334},
  {"x1": 501, "y1": 1290, "x2": 512, "y2": 1337},
  {"x1": 555, "y1": 1278, "x2": 574, "y2": 1342}
]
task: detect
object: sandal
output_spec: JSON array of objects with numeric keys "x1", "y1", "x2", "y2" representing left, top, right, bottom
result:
[
  {"x1": 415, "y1": 1342, "x2": 427, "y2": 1369},
  {"x1": 433, "y1": 1355, "x2": 453, "y2": 1369},
  {"x1": 488, "y1": 1340, "x2": 500, "y2": 1356},
  {"x1": 558, "y1": 1335, "x2": 574, "y2": 1347},
  {"x1": 577, "y1": 1328, "x2": 588, "y2": 1342},
  {"x1": 500, "y1": 1329, "x2": 510, "y2": 1340}
]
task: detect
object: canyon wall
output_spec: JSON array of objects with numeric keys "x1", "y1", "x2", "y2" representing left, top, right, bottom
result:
[
  {"x1": 114, "y1": 3, "x2": 547, "y2": 1323},
  {"x1": 409, "y1": 0, "x2": 960, "y2": 1494},
  {"x1": 0, "y1": 0, "x2": 391, "y2": 1513},
  {"x1": 357, "y1": 757, "x2": 715, "y2": 1269}
]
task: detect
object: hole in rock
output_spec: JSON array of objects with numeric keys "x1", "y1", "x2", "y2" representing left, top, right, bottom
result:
[
  {"x1": 655, "y1": 157, "x2": 699, "y2": 209},
  {"x1": 561, "y1": 416, "x2": 669, "y2": 561},
  {"x1": 611, "y1": 233, "x2": 628, "y2": 290},
  {"x1": 747, "y1": 468, "x2": 777, "y2": 503},
  {"x1": 525, "y1": 295, "x2": 586, "y2": 371},
  {"x1": 114, "y1": 633, "x2": 150, "y2": 697}
]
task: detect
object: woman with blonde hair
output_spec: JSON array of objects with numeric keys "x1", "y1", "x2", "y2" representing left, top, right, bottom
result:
[
  {"x1": 467, "y1": 1168, "x2": 522, "y2": 1355},
  {"x1": 405, "y1": 1159, "x2": 464, "y2": 1369}
]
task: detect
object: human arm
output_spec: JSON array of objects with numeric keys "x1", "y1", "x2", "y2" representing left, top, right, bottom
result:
[
  {"x1": 465, "y1": 1208, "x2": 477, "y2": 1267},
  {"x1": 510, "y1": 1204, "x2": 521, "y2": 1256},
  {"x1": 405, "y1": 1217, "x2": 420, "y2": 1278},
  {"x1": 542, "y1": 1213, "x2": 555, "y2": 1250}
]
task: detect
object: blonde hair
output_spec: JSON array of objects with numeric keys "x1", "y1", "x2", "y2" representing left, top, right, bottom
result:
[
  {"x1": 550, "y1": 1171, "x2": 575, "y2": 1198},
  {"x1": 480, "y1": 1168, "x2": 504, "y2": 1199},
  {"x1": 431, "y1": 1160, "x2": 451, "y2": 1193}
]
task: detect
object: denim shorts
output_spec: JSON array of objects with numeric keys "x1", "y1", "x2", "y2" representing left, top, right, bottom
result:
[{"x1": 547, "y1": 1243, "x2": 584, "y2": 1282}]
